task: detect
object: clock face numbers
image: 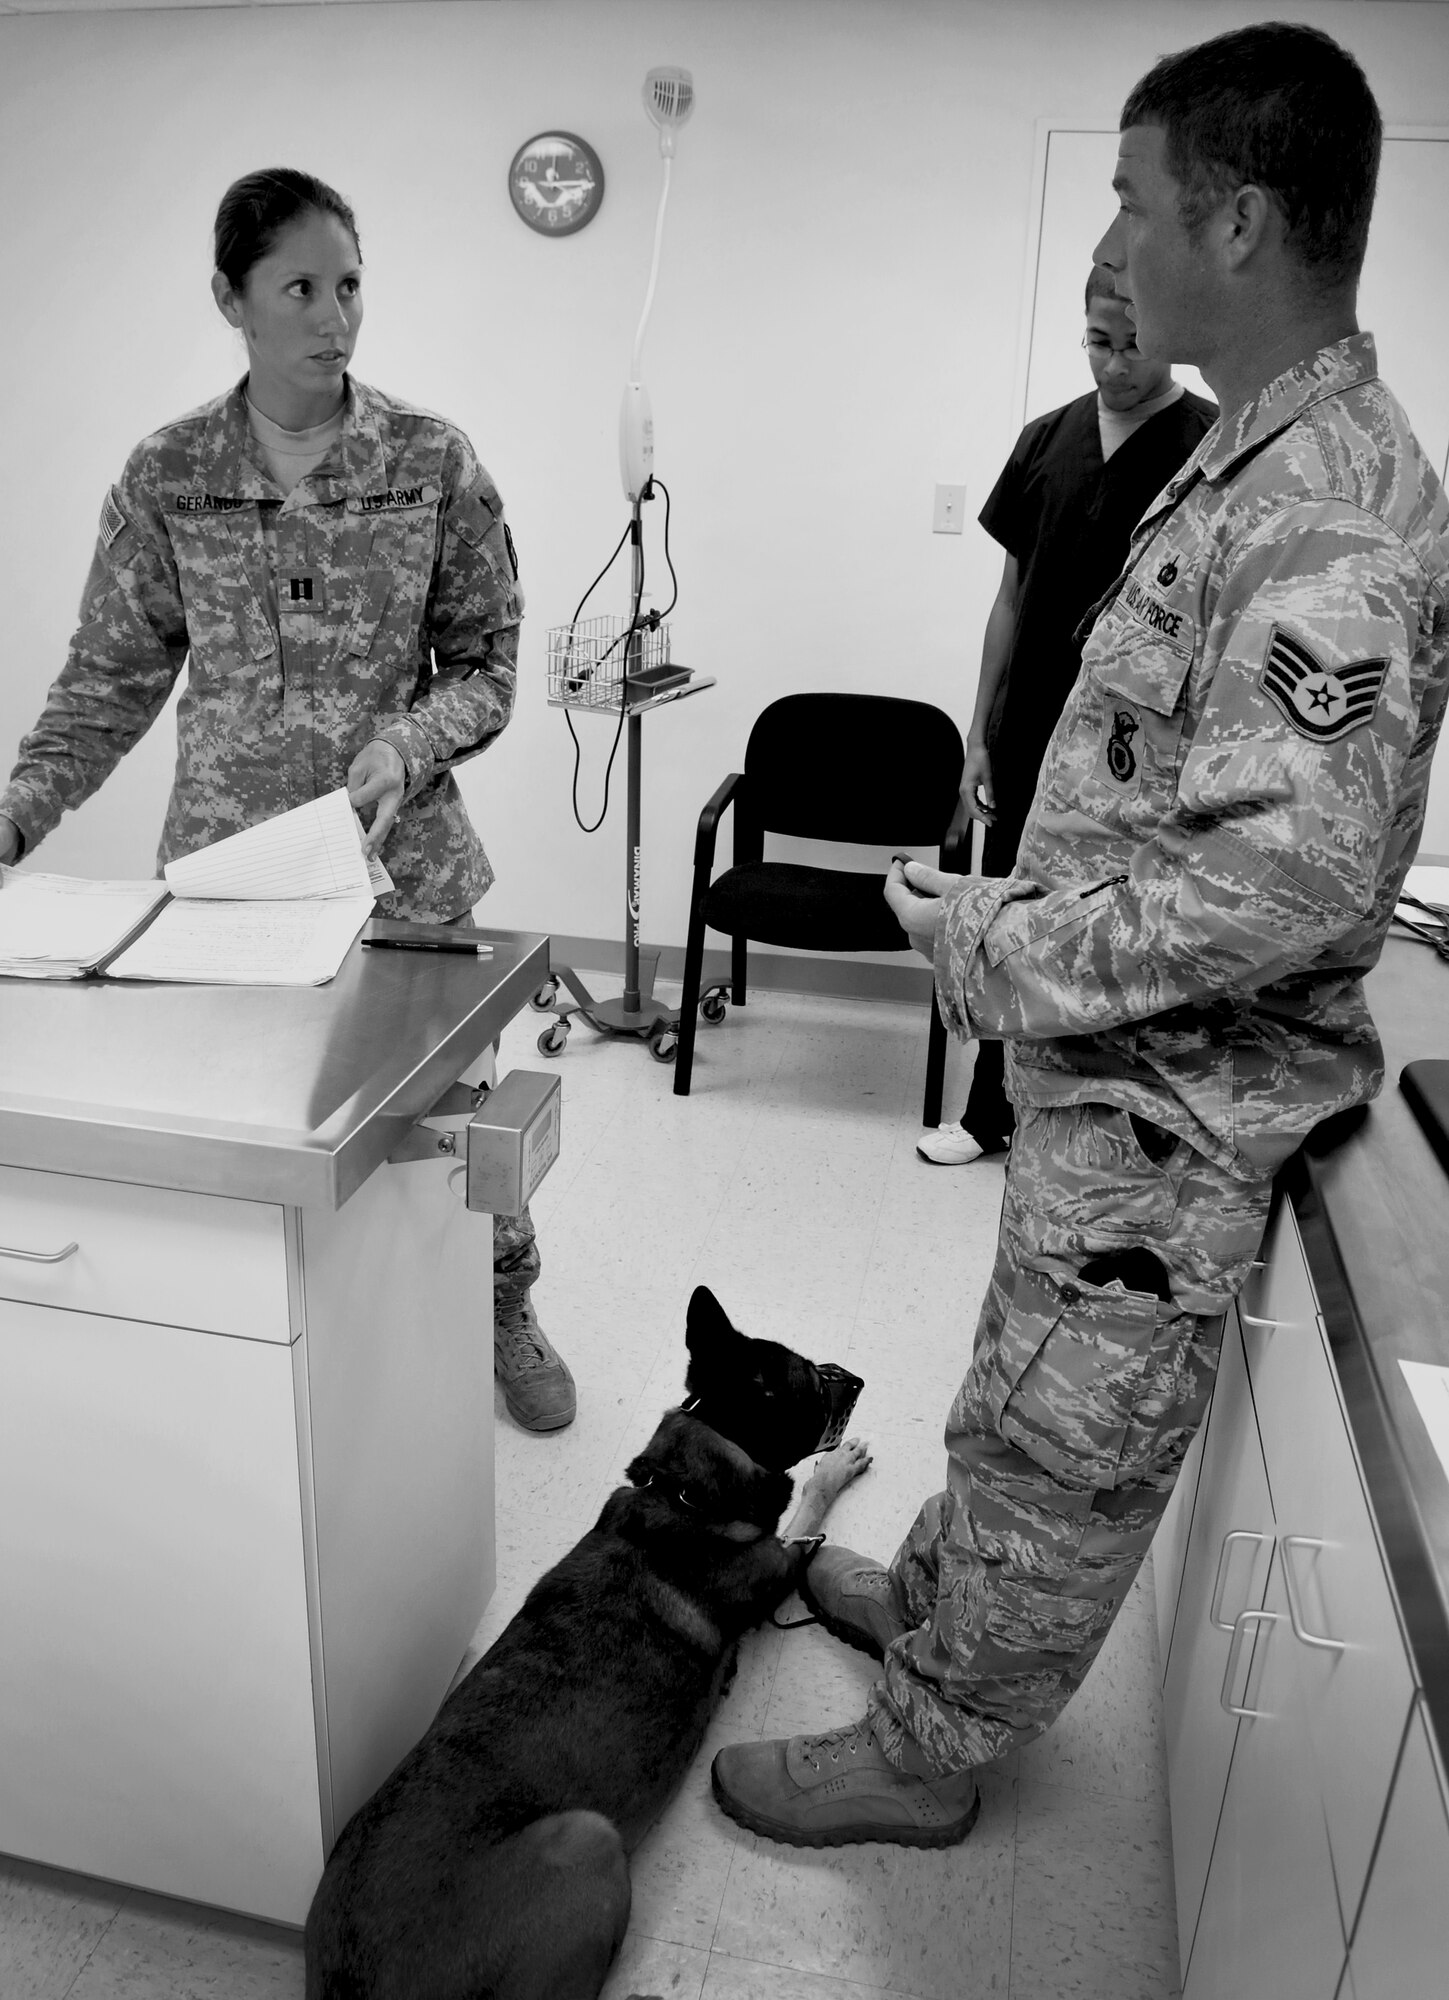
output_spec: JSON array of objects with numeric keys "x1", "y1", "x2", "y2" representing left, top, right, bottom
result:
[{"x1": 508, "y1": 133, "x2": 605, "y2": 236}]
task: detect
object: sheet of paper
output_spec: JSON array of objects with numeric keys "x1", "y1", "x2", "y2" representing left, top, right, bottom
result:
[
  {"x1": 1398, "y1": 863, "x2": 1449, "y2": 928},
  {"x1": 163, "y1": 789, "x2": 393, "y2": 902},
  {"x1": 106, "y1": 895, "x2": 373, "y2": 986},
  {"x1": 1399, "y1": 1360, "x2": 1449, "y2": 1485},
  {"x1": 0, "y1": 869, "x2": 168, "y2": 969}
]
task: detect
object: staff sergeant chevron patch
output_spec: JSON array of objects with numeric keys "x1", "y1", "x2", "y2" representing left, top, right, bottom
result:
[{"x1": 1258, "y1": 624, "x2": 1389, "y2": 743}]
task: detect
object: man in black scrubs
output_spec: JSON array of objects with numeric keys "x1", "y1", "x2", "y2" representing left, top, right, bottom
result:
[{"x1": 919, "y1": 268, "x2": 1216, "y2": 1164}]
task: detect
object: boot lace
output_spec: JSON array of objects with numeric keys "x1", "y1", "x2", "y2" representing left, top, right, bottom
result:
[
  {"x1": 800, "y1": 1720, "x2": 874, "y2": 1772},
  {"x1": 496, "y1": 1303, "x2": 549, "y2": 1371}
]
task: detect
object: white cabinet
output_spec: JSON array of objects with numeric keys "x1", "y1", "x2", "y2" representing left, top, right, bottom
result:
[
  {"x1": 1347, "y1": 1702, "x2": 1449, "y2": 1999},
  {"x1": 1243, "y1": 1211, "x2": 1415, "y2": 1935},
  {"x1": 1184, "y1": 1547, "x2": 1344, "y2": 2000},
  {"x1": 1161, "y1": 1310, "x2": 1274, "y2": 1965},
  {"x1": 0, "y1": 1294, "x2": 321, "y2": 1919},
  {"x1": 1151, "y1": 1400, "x2": 1205, "y2": 1667},
  {"x1": 1156, "y1": 1199, "x2": 1435, "y2": 1997},
  {"x1": 0, "y1": 1150, "x2": 494, "y2": 1926},
  {"x1": 0, "y1": 1162, "x2": 291, "y2": 1339}
]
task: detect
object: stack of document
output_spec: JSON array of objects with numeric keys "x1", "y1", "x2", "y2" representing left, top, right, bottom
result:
[
  {"x1": 0, "y1": 790, "x2": 393, "y2": 987},
  {"x1": 0, "y1": 873, "x2": 169, "y2": 978}
]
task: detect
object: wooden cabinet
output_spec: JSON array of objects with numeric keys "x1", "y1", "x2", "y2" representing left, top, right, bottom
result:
[{"x1": 1157, "y1": 1199, "x2": 1435, "y2": 1997}]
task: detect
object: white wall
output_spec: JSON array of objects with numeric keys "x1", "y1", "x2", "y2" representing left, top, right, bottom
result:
[{"x1": 2, "y1": 0, "x2": 1447, "y2": 961}]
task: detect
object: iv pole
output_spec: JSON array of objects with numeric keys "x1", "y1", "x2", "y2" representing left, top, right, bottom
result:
[{"x1": 531, "y1": 69, "x2": 696, "y2": 1064}]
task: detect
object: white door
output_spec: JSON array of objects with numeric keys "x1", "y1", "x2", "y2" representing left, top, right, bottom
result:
[
  {"x1": 1185, "y1": 1550, "x2": 1345, "y2": 2000},
  {"x1": 1161, "y1": 1310, "x2": 1275, "y2": 1977},
  {"x1": 0, "y1": 1296, "x2": 323, "y2": 1922},
  {"x1": 1241, "y1": 1204, "x2": 1415, "y2": 1938}
]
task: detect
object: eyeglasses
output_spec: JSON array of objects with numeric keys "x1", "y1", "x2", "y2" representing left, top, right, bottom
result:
[{"x1": 1082, "y1": 333, "x2": 1142, "y2": 358}]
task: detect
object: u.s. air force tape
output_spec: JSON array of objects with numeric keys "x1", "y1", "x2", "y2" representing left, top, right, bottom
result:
[
  {"x1": 99, "y1": 488, "x2": 127, "y2": 548},
  {"x1": 1258, "y1": 624, "x2": 1389, "y2": 743}
]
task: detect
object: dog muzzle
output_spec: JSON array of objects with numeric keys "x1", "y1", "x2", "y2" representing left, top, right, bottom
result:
[{"x1": 812, "y1": 1363, "x2": 864, "y2": 1452}]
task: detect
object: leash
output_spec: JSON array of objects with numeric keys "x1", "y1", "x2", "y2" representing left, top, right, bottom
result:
[{"x1": 770, "y1": 1532, "x2": 827, "y2": 1629}]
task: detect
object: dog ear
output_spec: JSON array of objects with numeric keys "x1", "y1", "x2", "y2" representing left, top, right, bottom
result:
[{"x1": 686, "y1": 1285, "x2": 734, "y2": 1349}]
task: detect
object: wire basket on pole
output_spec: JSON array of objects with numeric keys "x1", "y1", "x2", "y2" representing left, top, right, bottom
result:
[{"x1": 547, "y1": 616, "x2": 676, "y2": 711}]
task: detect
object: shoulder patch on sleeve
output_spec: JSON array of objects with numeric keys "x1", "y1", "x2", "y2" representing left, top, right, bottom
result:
[
  {"x1": 99, "y1": 487, "x2": 128, "y2": 549},
  {"x1": 1258, "y1": 624, "x2": 1389, "y2": 743}
]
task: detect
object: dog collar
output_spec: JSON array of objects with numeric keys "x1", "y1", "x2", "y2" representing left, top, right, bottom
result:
[
  {"x1": 641, "y1": 1470, "x2": 700, "y2": 1513},
  {"x1": 637, "y1": 1471, "x2": 765, "y2": 1541}
]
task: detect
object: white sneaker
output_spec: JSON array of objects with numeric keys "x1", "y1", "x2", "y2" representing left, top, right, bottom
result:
[{"x1": 915, "y1": 1121, "x2": 985, "y2": 1166}]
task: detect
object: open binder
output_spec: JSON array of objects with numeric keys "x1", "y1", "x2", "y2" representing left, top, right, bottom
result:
[{"x1": 0, "y1": 790, "x2": 391, "y2": 987}]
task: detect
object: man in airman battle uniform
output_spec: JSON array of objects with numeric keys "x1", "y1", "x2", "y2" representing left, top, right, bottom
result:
[{"x1": 712, "y1": 23, "x2": 1449, "y2": 1845}]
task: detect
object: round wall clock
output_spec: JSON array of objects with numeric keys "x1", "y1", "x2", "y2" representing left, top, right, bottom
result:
[{"x1": 508, "y1": 132, "x2": 605, "y2": 236}]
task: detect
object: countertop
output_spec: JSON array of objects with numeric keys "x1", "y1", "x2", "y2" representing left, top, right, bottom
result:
[
  {"x1": 1288, "y1": 933, "x2": 1449, "y2": 1761},
  {"x1": 0, "y1": 927, "x2": 550, "y2": 1209}
]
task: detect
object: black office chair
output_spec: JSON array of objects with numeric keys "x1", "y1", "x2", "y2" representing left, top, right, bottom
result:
[{"x1": 673, "y1": 692, "x2": 970, "y2": 1120}]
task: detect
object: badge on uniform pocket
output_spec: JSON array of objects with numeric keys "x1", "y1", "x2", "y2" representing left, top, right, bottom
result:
[{"x1": 1098, "y1": 699, "x2": 1145, "y2": 796}]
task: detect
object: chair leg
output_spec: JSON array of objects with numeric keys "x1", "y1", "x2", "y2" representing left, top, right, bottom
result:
[
  {"x1": 922, "y1": 988, "x2": 947, "y2": 1128},
  {"x1": 674, "y1": 900, "x2": 711, "y2": 1097},
  {"x1": 731, "y1": 934, "x2": 747, "y2": 1006}
]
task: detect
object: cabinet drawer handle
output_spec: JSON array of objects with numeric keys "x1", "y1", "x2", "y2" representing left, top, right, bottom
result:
[
  {"x1": 1281, "y1": 1536, "x2": 1345, "y2": 1653},
  {"x1": 0, "y1": 1238, "x2": 79, "y2": 1265},
  {"x1": 1210, "y1": 1529, "x2": 1270, "y2": 1631},
  {"x1": 1239, "y1": 1311, "x2": 1280, "y2": 1331},
  {"x1": 1220, "y1": 1608, "x2": 1280, "y2": 1719}
]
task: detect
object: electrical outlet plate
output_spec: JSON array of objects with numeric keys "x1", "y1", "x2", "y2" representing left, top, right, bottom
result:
[{"x1": 933, "y1": 483, "x2": 967, "y2": 534}]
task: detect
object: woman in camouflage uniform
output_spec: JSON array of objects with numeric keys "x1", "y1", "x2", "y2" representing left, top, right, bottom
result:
[{"x1": 0, "y1": 168, "x2": 574, "y2": 1433}]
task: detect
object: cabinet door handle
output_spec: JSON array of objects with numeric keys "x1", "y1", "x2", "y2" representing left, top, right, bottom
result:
[
  {"x1": 1220, "y1": 1608, "x2": 1280, "y2": 1718},
  {"x1": 1239, "y1": 1311, "x2": 1280, "y2": 1331},
  {"x1": 0, "y1": 1238, "x2": 79, "y2": 1264},
  {"x1": 1281, "y1": 1536, "x2": 1345, "y2": 1653},
  {"x1": 1210, "y1": 1529, "x2": 1270, "y2": 1631}
]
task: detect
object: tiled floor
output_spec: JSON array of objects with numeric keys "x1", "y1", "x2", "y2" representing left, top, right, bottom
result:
[{"x1": 1, "y1": 985, "x2": 1180, "y2": 2000}]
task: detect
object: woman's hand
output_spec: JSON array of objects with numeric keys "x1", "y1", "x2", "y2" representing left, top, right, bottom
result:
[
  {"x1": 347, "y1": 740, "x2": 407, "y2": 858},
  {"x1": 0, "y1": 815, "x2": 21, "y2": 869},
  {"x1": 884, "y1": 857, "x2": 959, "y2": 958}
]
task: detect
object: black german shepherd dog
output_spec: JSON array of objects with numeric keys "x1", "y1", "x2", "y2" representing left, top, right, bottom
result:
[{"x1": 305, "y1": 1285, "x2": 864, "y2": 2000}]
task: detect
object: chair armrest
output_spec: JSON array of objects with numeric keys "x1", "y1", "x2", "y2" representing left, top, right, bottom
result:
[
  {"x1": 695, "y1": 772, "x2": 744, "y2": 871},
  {"x1": 940, "y1": 796, "x2": 974, "y2": 876}
]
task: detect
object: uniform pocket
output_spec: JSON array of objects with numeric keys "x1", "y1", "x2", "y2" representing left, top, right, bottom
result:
[
  {"x1": 345, "y1": 564, "x2": 395, "y2": 657},
  {"x1": 170, "y1": 515, "x2": 277, "y2": 665},
  {"x1": 982, "y1": 1265, "x2": 1166, "y2": 1491},
  {"x1": 1077, "y1": 616, "x2": 1193, "y2": 810}
]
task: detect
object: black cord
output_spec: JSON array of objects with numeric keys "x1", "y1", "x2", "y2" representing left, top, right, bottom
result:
[
  {"x1": 561, "y1": 479, "x2": 680, "y2": 834},
  {"x1": 650, "y1": 477, "x2": 678, "y2": 621},
  {"x1": 566, "y1": 506, "x2": 646, "y2": 833},
  {"x1": 567, "y1": 520, "x2": 632, "y2": 643}
]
